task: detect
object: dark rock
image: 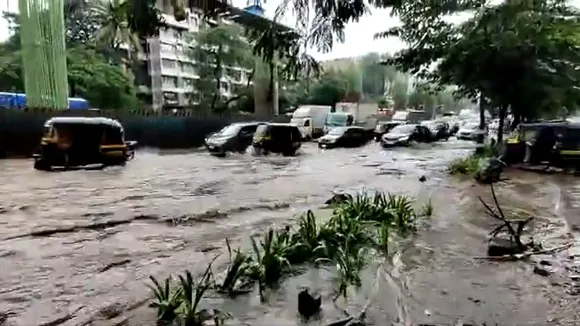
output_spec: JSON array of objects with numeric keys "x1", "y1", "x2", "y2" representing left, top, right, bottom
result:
[
  {"x1": 298, "y1": 289, "x2": 321, "y2": 318},
  {"x1": 419, "y1": 175, "x2": 427, "y2": 182},
  {"x1": 324, "y1": 193, "x2": 352, "y2": 207},
  {"x1": 540, "y1": 260, "x2": 552, "y2": 266},
  {"x1": 533, "y1": 265, "x2": 551, "y2": 277},
  {"x1": 474, "y1": 157, "x2": 505, "y2": 184},
  {"x1": 487, "y1": 237, "x2": 526, "y2": 257}
]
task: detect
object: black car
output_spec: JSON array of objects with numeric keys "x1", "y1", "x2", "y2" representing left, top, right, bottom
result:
[
  {"x1": 318, "y1": 126, "x2": 368, "y2": 149},
  {"x1": 421, "y1": 120, "x2": 450, "y2": 141},
  {"x1": 205, "y1": 122, "x2": 263, "y2": 157},
  {"x1": 252, "y1": 123, "x2": 302, "y2": 156},
  {"x1": 374, "y1": 121, "x2": 403, "y2": 142},
  {"x1": 380, "y1": 124, "x2": 432, "y2": 147}
]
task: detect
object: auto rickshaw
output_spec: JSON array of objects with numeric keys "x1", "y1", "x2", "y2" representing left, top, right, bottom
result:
[
  {"x1": 501, "y1": 121, "x2": 580, "y2": 167},
  {"x1": 33, "y1": 117, "x2": 136, "y2": 171},
  {"x1": 252, "y1": 123, "x2": 302, "y2": 156}
]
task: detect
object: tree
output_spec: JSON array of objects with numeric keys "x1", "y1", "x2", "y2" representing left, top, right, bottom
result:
[
  {"x1": 375, "y1": 0, "x2": 580, "y2": 142},
  {"x1": 67, "y1": 46, "x2": 138, "y2": 109},
  {"x1": 0, "y1": 12, "x2": 139, "y2": 110},
  {"x1": 190, "y1": 22, "x2": 253, "y2": 113},
  {"x1": 65, "y1": 0, "x2": 102, "y2": 46},
  {"x1": 92, "y1": 0, "x2": 142, "y2": 59}
]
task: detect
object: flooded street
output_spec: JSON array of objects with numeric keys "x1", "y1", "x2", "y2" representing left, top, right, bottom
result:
[{"x1": 1, "y1": 140, "x2": 579, "y2": 325}]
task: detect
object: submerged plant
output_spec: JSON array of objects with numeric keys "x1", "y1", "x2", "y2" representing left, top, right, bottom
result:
[
  {"x1": 218, "y1": 239, "x2": 253, "y2": 296},
  {"x1": 177, "y1": 262, "x2": 228, "y2": 326},
  {"x1": 149, "y1": 274, "x2": 183, "y2": 323},
  {"x1": 331, "y1": 242, "x2": 367, "y2": 300},
  {"x1": 249, "y1": 229, "x2": 292, "y2": 300},
  {"x1": 377, "y1": 221, "x2": 390, "y2": 255},
  {"x1": 449, "y1": 156, "x2": 480, "y2": 175},
  {"x1": 420, "y1": 198, "x2": 434, "y2": 217}
]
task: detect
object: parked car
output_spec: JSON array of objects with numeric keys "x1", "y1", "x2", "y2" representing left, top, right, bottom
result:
[
  {"x1": 252, "y1": 123, "x2": 302, "y2": 156},
  {"x1": 380, "y1": 124, "x2": 433, "y2": 147},
  {"x1": 456, "y1": 121, "x2": 488, "y2": 140},
  {"x1": 318, "y1": 126, "x2": 368, "y2": 149},
  {"x1": 421, "y1": 120, "x2": 450, "y2": 141},
  {"x1": 205, "y1": 122, "x2": 264, "y2": 157},
  {"x1": 373, "y1": 121, "x2": 403, "y2": 142}
]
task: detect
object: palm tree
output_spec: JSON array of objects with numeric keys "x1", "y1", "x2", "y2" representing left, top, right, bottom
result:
[{"x1": 92, "y1": 0, "x2": 142, "y2": 60}]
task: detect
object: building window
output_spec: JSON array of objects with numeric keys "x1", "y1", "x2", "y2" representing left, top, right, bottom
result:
[
  {"x1": 221, "y1": 82, "x2": 230, "y2": 93},
  {"x1": 181, "y1": 62, "x2": 195, "y2": 74},
  {"x1": 189, "y1": 16, "x2": 199, "y2": 27},
  {"x1": 186, "y1": 92, "x2": 201, "y2": 104},
  {"x1": 163, "y1": 92, "x2": 179, "y2": 105},
  {"x1": 162, "y1": 59, "x2": 177, "y2": 69},
  {"x1": 160, "y1": 43, "x2": 176, "y2": 53},
  {"x1": 227, "y1": 68, "x2": 242, "y2": 82},
  {"x1": 161, "y1": 0, "x2": 172, "y2": 14},
  {"x1": 160, "y1": 27, "x2": 173, "y2": 40},
  {"x1": 183, "y1": 78, "x2": 194, "y2": 88},
  {"x1": 162, "y1": 76, "x2": 178, "y2": 88}
]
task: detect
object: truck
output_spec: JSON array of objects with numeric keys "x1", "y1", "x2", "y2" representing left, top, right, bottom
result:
[
  {"x1": 324, "y1": 102, "x2": 379, "y2": 139},
  {"x1": 391, "y1": 109, "x2": 430, "y2": 123},
  {"x1": 290, "y1": 105, "x2": 332, "y2": 139}
]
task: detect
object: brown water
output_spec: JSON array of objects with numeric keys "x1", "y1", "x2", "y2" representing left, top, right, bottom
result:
[{"x1": 0, "y1": 140, "x2": 579, "y2": 326}]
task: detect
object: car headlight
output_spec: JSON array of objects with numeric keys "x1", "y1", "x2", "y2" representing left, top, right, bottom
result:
[{"x1": 398, "y1": 136, "x2": 409, "y2": 142}]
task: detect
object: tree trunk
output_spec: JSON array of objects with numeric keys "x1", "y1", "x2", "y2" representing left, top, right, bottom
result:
[
  {"x1": 267, "y1": 62, "x2": 274, "y2": 102},
  {"x1": 479, "y1": 94, "x2": 486, "y2": 130},
  {"x1": 497, "y1": 105, "x2": 507, "y2": 143},
  {"x1": 211, "y1": 46, "x2": 223, "y2": 112}
]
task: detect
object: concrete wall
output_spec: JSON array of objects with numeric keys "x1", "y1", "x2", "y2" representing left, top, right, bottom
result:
[{"x1": 0, "y1": 109, "x2": 289, "y2": 158}]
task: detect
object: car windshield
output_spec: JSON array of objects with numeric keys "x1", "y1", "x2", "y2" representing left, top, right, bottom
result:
[
  {"x1": 464, "y1": 122, "x2": 479, "y2": 129},
  {"x1": 217, "y1": 124, "x2": 241, "y2": 137},
  {"x1": 390, "y1": 125, "x2": 415, "y2": 134},
  {"x1": 326, "y1": 114, "x2": 348, "y2": 126},
  {"x1": 328, "y1": 127, "x2": 348, "y2": 136}
]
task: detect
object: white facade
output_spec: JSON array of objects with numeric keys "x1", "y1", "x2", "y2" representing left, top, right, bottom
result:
[{"x1": 137, "y1": 1, "x2": 252, "y2": 110}]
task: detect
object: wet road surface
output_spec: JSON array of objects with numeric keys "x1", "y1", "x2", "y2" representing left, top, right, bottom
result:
[{"x1": 0, "y1": 140, "x2": 579, "y2": 325}]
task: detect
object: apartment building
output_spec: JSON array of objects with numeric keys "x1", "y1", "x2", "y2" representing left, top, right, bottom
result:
[{"x1": 135, "y1": 0, "x2": 254, "y2": 110}]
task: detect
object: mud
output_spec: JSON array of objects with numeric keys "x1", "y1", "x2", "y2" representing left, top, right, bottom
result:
[{"x1": 0, "y1": 140, "x2": 579, "y2": 325}]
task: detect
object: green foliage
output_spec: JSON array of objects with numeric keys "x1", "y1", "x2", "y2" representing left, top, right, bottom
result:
[
  {"x1": 148, "y1": 192, "x2": 433, "y2": 322},
  {"x1": 190, "y1": 22, "x2": 253, "y2": 113},
  {"x1": 378, "y1": 0, "x2": 580, "y2": 123},
  {"x1": 68, "y1": 46, "x2": 138, "y2": 109},
  {"x1": 449, "y1": 143, "x2": 501, "y2": 176},
  {"x1": 449, "y1": 156, "x2": 481, "y2": 176},
  {"x1": 149, "y1": 260, "x2": 229, "y2": 326}
]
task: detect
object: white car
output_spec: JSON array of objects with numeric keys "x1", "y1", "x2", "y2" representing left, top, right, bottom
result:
[{"x1": 457, "y1": 122, "x2": 487, "y2": 140}]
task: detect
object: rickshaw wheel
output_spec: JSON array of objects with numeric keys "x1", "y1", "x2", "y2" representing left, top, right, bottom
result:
[{"x1": 34, "y1": 159, "x2": 51, "y2": 171}]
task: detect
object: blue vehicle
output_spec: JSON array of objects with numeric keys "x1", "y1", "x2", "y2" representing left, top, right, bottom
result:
[{"x1": 0, "y1": 92, "x2": 89, "y2": 110}]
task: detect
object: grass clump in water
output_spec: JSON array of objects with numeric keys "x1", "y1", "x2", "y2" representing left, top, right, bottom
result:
[
  {"x1": 448, "y1": 143, "x2": 502, "y2": 176},
  {"x1": 148, "y1": 191, "x2": 432, "y2": 325}
]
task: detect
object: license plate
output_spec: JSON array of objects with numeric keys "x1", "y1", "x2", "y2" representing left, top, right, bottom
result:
[
  {"x1": 385, "y1": 140, "x2": 395, "y2": 145},
  {"x1": 208, "y1": 146, "x2": 215, "y2": 150},
  {"x1": 105, "y1": 151, "x2": 124, "y2": 156},
  {"x1": 320, "y1": 144, "x2": 327, "y2": 148}
]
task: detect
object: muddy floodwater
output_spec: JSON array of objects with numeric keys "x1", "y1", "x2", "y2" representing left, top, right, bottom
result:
[{"x1": 1, "y1": 140, "x2": 580, "y2": 326}]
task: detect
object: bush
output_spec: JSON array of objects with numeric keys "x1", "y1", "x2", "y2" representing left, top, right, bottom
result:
[{"x1": 449, "y1": 143, "x2": 502, "y2": 176}]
